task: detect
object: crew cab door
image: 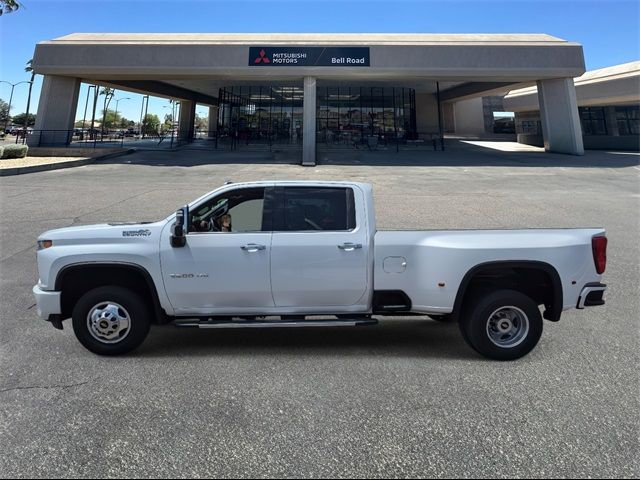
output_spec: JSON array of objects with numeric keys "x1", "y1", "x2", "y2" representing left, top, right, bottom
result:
[
  {"x1": 270, "y1": 186, "x2": 369, "y2": 308},
  {"x1": 160, "y1": 186, "x2": 274, "y2": 314}
]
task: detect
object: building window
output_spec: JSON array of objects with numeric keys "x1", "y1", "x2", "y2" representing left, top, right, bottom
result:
[
  {"x1": 316, "y1": 86, "x2": 416, "y2": 145},
  {"x1": 517, "y1": 120, "x2": 540, "y2": 135},
  {"x1": 216, "y1": 85, "x2": 417, "y2": 146},
  {"x1": 579, "y1": 107, "x2": 607, "y2": 135},
  {"x1": 615, "y1": 106, "x2": 639, "y2": 136}
]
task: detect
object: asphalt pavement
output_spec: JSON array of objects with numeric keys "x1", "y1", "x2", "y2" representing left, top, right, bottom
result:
[{"x1": 1, "y1": 143, "x2": 638, "y2": 478}]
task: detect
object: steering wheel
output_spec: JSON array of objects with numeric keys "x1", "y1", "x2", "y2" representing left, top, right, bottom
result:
[{"x1": 209, "y1": 217, "x2": 221, "y2": 232}]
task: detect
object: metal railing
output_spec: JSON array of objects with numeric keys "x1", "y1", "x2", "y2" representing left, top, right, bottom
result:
[
  {"x1": 5, "y1": 129, "x2": 187, "y2": 150},
  {"x1": 192, "y1": 129, "x2": 445, "y2": 152},
  {"x1": 316, "y1": 130, "x2": 444, "y2": 152},
  {"x1": 3, "y1": 128, "x2": 445, "y2": 153}
]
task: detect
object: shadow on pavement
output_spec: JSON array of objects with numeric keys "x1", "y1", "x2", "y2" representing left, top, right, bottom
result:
[
  {"x1": 317, "y1": 141, "x2": 640, "y2": 168},
  {"x1": 137, "y1": 318, "x2": 481, "y2": 361},
  {"x1": 94, "y1": 139, "x2": 640, "y2": 169}
]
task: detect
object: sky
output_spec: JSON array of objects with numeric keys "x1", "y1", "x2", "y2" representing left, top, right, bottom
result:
[{"x1": 1, "y1": 0, "x2": 638, "y2": 124}]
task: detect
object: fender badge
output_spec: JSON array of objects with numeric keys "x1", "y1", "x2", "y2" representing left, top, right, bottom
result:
[{"x1": 122, "y1": 229, "x2": 152, "y2": 237}]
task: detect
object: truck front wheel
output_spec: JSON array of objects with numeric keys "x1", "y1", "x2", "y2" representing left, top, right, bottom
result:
[
  {"x1": 460, "y1": 289, "x2": 543, "y2": 360},
  {"x1": 72, "y1": 286, "x2": 151, "y2": 355}
]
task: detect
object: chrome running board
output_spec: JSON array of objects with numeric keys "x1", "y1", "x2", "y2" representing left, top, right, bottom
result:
[{"x1": 175, "y1": 318, "x2": 378, "y2": 329}]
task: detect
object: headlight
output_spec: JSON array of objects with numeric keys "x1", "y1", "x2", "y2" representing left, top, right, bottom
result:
[{"x1": 37, "y1": 240, "x2": 53, "y2": 250}]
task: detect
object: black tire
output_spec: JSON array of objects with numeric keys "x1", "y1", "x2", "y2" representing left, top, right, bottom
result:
[
  {"x1": 72, "y1": 286, "x2": 151, "y2": 355},
  {"x1": 428, "y1": 314, "x2": 454, "y2": 322},
  {"x1": 459, "y1": 289, "x2": 543, "y2": 361}
]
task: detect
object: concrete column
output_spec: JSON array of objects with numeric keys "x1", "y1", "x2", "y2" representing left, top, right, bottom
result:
[
  {"x1": 178, "y1": 100, "x2": 196, "y2": 142},
  {"x1": 29, "y1": 75, "x2": 81, "y2": 146},
  {"x1": 453, "y1": 97, "x2": 486, "y2": 135},
  {"x1": 442, "y1": 102, "x2": 455, "y2": 133},
  {"x1": 302, "y1": 77, "x2": 316, "y2": 166},
  {"x1": 537, "y1": 78, "x2": 584, "y2": 155},
  {"x1": 415, "y1": 93, "x2": 439, "y2": 134},
  {"x1": 208, "y1": 106, "x2": 218, "y2": 138}
]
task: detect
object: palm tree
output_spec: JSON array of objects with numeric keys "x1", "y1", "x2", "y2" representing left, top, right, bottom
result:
[
  {"x1": 23, "y1": 59, "x2": 35, "y2": 136},
  {"x1": 1, "y1": 0, "x2": 21, "y2": 16},
  {"x1": 99, "y1": 87, "x2": 115, "y2": 137}
]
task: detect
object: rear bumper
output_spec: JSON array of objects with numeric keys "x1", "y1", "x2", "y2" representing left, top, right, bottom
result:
[
  {"x1": 577, "y1": 283, "x2": 606, "y2": 309},
  {"x1": 33, "y1": 283, "x2": 62, "y2": 320}
]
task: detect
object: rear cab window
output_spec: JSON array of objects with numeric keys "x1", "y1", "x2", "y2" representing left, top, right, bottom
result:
[{"x1": 277, "y1": 187, "x2": 356, "y2": 232}]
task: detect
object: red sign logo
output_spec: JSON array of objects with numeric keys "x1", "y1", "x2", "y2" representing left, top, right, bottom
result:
[{"x1": 254, "y1": 49, "x2": 271, "y2": 64}]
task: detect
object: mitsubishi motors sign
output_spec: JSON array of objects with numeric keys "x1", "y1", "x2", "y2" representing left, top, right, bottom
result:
[{"x1": 249, "y1": 47, "x2": 370, "y2": 67}]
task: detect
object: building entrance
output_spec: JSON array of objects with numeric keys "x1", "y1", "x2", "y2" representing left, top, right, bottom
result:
[
  {"x1": 218, "y1": 86, "x2": 304, "y2": 146},
  {"x1": 316, "y1": 86, "x2": 416, "y2": 148},
  {"x1": 216, "y1": 85, "x2": 417, "y2": 148}
]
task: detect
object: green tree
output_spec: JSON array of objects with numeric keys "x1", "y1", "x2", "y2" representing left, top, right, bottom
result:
[
  {"x1": 142, "y1": 113, "x2": 160, "y2": 135},
  {"x1": 0, "y1": 0, "x2": 20, "y2": 15},
  {"x1": 99, "y1": 87, "x2": 115, "y2": 134},
  {"x1": 11, "y1": 112, "x2": 36, "y2": 127},
  {"x1": 195, "y1": 113, "x2": 208, "y2": 131},
  {"x1": 163, "y1": 113, "x2": 173, "y2": 132},
  {"x1": 101, "y1": 109, "x2": 125, "y2": 130},
  {"x1": 0, "y1": 98, "x2": 9, "y2": 126}
]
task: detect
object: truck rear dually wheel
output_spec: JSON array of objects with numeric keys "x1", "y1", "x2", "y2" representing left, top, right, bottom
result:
[
  {"x1": 460, "y1": 289, "x2": 542, "y2": 360},
  {"x1": 72, "y1": 286, "x2": 150, "y2": 355}
]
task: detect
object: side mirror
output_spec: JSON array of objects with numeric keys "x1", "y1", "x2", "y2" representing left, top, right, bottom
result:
[{"x1": 170, "y1": 206, "x2": 188, "y2": 248}]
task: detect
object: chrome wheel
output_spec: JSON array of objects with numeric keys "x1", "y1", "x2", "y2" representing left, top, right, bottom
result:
[
  {"x1": 486, "y1": 306, "x2": 530, "y2": 348},
  {"x1": 87, "y1": 302, "x2": 131, "y2": 344}
]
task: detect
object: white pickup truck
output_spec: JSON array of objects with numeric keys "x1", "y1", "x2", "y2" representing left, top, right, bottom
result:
[{"x1": 33, "y1": 181, "x2": 607, "y2": 360}]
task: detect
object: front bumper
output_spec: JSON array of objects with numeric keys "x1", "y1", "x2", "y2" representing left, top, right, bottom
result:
[
  {"x1": 33, "y1": 283, "x2": 62, "y2": 320},
  {"x1": 577, "y1": 283, "x2": 607, "y2": 309}
]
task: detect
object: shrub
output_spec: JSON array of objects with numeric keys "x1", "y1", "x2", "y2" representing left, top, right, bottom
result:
[
  {"x1": 0, "y1": 146, "x2": 4, "y2": 158},
  {"x1": 1, "y1": 144, "x2": 29, "y2": 159}
]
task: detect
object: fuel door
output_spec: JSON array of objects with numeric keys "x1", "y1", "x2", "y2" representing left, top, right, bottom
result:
[{"x1": 383, "y1": 256, "x2": 407, "y2": 274}]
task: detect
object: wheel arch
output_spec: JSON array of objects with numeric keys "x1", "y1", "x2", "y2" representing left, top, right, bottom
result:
[
  {"x1": 55, "y1": 262, "x2": 170, "y2": 324},
  {"x1": 452, "y1": 260, "x2": 563, "y2": 322}
]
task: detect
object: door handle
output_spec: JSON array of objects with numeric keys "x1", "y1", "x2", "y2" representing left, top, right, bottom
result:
[
  {"x1": 338, "y1": 242, "x2": 363, "y2": 251},
  {"x1": 241, "y1": 243, "x2": 266, "y2": 252}
]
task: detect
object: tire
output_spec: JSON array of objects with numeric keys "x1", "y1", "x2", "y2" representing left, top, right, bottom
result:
[
  {"x1": 428, "y1": 314, "x2": 454, "y2": 322},
  {"x1": 72, "y1": 286, "x2": 151, "y2": 355},
  {"x1": 459, "y1": 289, "x2": 543, "y2": 361}
]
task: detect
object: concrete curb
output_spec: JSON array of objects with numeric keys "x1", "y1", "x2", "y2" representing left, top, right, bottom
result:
[{"x1": 0, "y1": 148, "x2": 137, "y2": 176}]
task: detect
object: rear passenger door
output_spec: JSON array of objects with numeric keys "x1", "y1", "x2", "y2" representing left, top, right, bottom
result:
[{"x1": 270, "y1": 186, "x2": 369, "y2": 308}]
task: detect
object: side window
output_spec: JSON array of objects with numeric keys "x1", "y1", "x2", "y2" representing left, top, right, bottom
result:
[
  {"x1": 189, "y1": 187, "x2": 267, "y2": 233},
  {"x1": 281, "y1": 187, "x2": 356, "y2": 232},
  {"x1": 228, "y1": 198, "x2": 264, "y2": 232}
]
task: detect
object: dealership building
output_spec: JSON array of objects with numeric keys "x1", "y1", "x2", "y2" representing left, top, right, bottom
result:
[
  {"x1": 31, "y1": 33, "x2": 590, "y2": 164},
  {"x1": 504, "y1": 61, "x2": 639, "y2": 151}
]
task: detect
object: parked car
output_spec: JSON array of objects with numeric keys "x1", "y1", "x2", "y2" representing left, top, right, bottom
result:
[
  {"x1": 33, "y1": 181, "x2": 607, "y2": 359},
  {"x1": 14, "y1": 128, "x2": 33, "y2": 138}
]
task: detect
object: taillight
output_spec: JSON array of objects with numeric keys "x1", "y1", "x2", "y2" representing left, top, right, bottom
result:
[{"x1": 592, "y1": 236, "x2": 607, "y2": 274}]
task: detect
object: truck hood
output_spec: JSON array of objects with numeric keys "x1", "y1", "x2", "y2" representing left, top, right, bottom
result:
[{"x1": 38, "y1": 221, "x2": 167, "y2": 245}]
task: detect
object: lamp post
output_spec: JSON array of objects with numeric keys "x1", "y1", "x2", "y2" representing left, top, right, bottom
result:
[
  {"x1": 163, "y1": 101, "x2": 177, "y2": 148},
  {"x1": 197, "y1": 110, "x2": 208, "y2": 138},
  {"x1": 114, "y1": 97, "x2": 130, "y2": 146},
  {"x1": 1, "y1": 80, "x2": 32, "y2": 134},
  {"x1": 113, "y1": 97, "x2": 130, "y2": 130},
  {"x1": 139, "y1": 95, "x2": 149, "y2": 138}
]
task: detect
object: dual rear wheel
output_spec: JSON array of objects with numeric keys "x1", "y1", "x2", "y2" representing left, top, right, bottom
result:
[{"x1": 459, "y1": 289, "x2": 543, "y2": 360}]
